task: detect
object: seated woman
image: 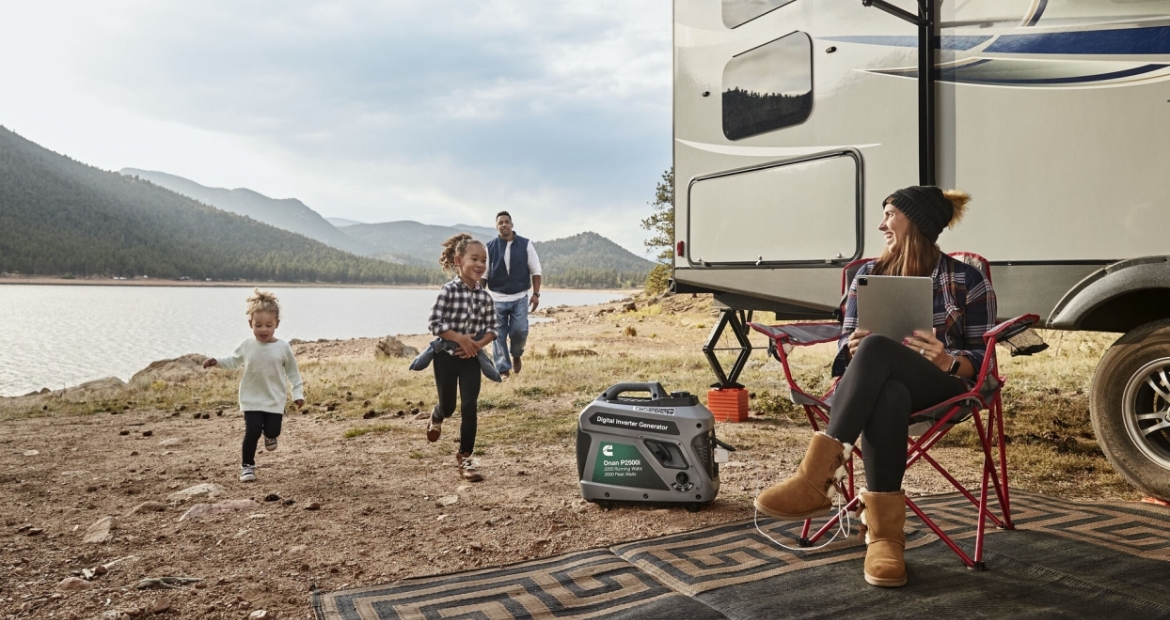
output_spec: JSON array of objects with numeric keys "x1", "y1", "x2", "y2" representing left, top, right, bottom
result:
[{"x1": 754, "y1": 185, "x2": 996, "y2": 587}]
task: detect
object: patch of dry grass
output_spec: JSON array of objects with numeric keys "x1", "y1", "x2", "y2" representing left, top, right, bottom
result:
[{"x1": 0, "y1": 296, "x2": 1140, "y2": 501}]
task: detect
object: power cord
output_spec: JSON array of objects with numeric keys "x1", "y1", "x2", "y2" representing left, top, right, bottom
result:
[{"x1": 752, "y1": 468, "x2": 854, "y2": 551}]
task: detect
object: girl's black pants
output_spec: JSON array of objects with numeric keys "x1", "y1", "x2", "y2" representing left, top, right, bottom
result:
[{"x1": 433, "y1": 352, "x2": 481, "y2": 455}]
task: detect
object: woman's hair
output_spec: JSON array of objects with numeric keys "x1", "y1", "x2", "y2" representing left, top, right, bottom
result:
[
  {"x1": 873, "y1": 189, "x2": 970, "y2": 277},
  {"x1": 439, "y1": 233, "x2": 485, "y2": 274},
  {"x1": 245, "y1": 288, "x2": 281, "y2": 319}
]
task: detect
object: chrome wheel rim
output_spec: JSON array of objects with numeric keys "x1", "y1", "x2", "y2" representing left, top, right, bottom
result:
[{"x1": 1121, "y1": 358, "x2": 1170, "y2": 472}]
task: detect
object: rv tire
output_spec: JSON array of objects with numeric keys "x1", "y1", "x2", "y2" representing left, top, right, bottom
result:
[{"x1": 1090, "y1": 319, "x2": 1170, "y2": 499}]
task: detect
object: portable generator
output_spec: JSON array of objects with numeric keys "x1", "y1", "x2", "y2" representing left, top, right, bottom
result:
[{"x1": 577, "y1": 382, "x2": 731, "y2": 511}]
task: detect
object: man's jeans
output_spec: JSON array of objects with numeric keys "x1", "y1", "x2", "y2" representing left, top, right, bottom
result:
[{"x1": 494, "y1": 296, "x2": 529, "y2": 374}]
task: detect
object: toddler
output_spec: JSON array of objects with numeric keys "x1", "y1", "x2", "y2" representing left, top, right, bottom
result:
[{"x1": 203, "y1": 289, "x2": 304, "y2": 482}]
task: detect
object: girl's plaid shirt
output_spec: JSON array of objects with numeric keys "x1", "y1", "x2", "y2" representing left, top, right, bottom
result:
[
  {"x1": 428, "y1": 277, "x2": 497, "y2": 338},
  {"x1": 832, "y1": 253, "x2": 998, "y2": 378}
]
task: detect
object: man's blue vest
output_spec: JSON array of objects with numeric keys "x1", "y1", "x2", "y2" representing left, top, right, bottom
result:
[{"x1": 486, "y1": 234, "x2": 532, "y2": 295}]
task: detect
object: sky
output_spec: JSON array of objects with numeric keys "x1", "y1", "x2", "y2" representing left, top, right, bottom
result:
[{"x1": 0, "y1": 1, "x2": 672, "y2": 256}]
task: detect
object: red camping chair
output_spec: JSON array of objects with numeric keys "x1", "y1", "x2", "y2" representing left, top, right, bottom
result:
[{"x1": 748, "y1": 253, "x2": 1042, "y2": 569}]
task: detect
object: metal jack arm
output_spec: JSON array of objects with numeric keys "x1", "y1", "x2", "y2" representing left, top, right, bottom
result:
[
  {"x1": 862, "y1": 0, "x2": 937, "y2": 186},
  {"x1": 703, "y1": 307, "x2": 754, "y2": 388}
]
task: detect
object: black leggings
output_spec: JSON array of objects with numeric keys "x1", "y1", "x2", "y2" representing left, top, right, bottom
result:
[
  {"x1": 433, "y1": 352, "x2": 482, "y2": 455},
  {"x1": 242, "y1": 411, "x2": 283, "y2": 466},
  {"x1": 825, "y1": 335, "x2": 967, "y2": 492}
]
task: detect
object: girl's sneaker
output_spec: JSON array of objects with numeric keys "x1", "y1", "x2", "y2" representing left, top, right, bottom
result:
[
  {"x1": 240, "y1": 465, "x2": 257, "y2": 482},
  {"x1": 264, "y1": 436, "x2": 278, "y2": 451},
  {"x1": 426, "y1": 405, "x2": 443, "y2": 442},
  {"x1": 456, "y1": 453, "x2": 483, "y2": 482}
]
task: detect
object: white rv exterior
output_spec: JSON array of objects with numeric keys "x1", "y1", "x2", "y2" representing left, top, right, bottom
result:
[{"x1": 673, "y1": 0, "x2": 1170, "y2": 497}]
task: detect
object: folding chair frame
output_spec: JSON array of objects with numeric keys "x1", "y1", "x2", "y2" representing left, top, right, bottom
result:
[{"x1": 747, "y1": 254, "x2": 1039, "y2": 569}]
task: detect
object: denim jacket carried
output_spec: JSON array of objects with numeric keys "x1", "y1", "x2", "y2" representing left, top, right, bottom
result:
[{"x1": 408, "y1": 331, "x2": 502, "y2": 383}]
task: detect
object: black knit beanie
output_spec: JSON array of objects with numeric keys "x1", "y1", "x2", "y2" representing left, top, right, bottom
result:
[{"x1": 886, "y1": 186, "x2": 952, "y2": 243}]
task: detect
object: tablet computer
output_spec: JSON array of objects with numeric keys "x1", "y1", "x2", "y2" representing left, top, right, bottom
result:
[{"x1": 855, "y1": 275, "x2": 934, "y2": 341}]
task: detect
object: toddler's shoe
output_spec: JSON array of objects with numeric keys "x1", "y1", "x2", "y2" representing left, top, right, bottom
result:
[
  {"x1": 264, "y1": 436, "x2": 278, "y2": 452},
  {"x1": 239, "y1": 465, "x2": 257, "y2": 482},
  {"x1": 512, "y1": 356, "x2": 522, "y2": 374},
  {"x1": 456, "y1": 453, "x2": 484, "y2": 482}
]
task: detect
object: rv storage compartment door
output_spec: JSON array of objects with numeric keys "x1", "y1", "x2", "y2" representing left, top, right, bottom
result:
[{"x1": 687, "y1": 151, "x2": 861, "y2": 266}]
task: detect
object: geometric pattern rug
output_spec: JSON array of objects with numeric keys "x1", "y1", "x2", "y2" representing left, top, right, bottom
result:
[{"x1": 312, "y1": 492, "x2": 1170, "y2": 619}]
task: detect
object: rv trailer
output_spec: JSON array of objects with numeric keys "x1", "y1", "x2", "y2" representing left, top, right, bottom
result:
[{"x1": 672, "y1": 0, "x2": 1170, "y2": 498}]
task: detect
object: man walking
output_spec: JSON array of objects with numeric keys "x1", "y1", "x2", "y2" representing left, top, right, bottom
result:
[{"x1": 484, "y1": 211, "x2": 542, "y2": 378}]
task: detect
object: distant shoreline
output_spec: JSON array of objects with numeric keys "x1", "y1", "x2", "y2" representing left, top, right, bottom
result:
[{"x1": 0, "y1": 276, "x2": 638, "y2": 295}]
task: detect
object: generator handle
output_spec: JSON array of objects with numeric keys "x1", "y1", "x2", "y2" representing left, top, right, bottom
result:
[{"x1": 601, "y1": 382, "x2": 669, "y2": 401}]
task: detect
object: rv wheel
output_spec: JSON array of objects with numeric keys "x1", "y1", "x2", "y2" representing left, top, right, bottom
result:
[{"x1": 1090, "y1": 319, "x2": 1170, "y2": 499}]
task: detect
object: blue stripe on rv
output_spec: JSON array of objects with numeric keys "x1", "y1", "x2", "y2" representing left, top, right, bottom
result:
[
  {"x1": 985, "y1": 26, "x2": 1170, "y2": 55},
  {"x1": 872, "y1": 62, "x2": 1168, "y2": 85}
]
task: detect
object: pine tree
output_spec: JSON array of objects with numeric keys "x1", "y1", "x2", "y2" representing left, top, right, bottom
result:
[{"x1": 641, "y1": 168, "x2": 674, "y2": 294}]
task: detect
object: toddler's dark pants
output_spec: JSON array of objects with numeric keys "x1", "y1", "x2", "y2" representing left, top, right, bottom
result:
[
  {"x1": 433, "y1": 352, "x2": 481, "y2": 455},
  {"x1": 825, "y1": 335, "x2": 967, "y2": 492},
  {"x1": 242, "y1": 411, "x2": 283, "y2": 467}
]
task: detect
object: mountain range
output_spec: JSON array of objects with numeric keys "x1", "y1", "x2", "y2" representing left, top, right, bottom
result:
[
  {"x1": 0, "y1": 126, "x2": 436, "y2": 284},
  {"x1": 0, "y1": 126, "x2": 651, "y2": 287},
  {"x1": 122, "y1": 168, "x2": 374, "y2": 256},
  {"x1": 119, "y1": 168, "x2": 654, "y2": 283}
]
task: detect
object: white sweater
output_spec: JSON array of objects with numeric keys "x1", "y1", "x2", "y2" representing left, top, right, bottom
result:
[{"x1": 215, "y1": 339, "x2": 304, "y2": 414}]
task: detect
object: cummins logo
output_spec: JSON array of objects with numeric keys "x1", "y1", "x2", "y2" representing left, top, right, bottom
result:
[{"x1": 603, "y1": 444, "x2": 614, "y2": 457}]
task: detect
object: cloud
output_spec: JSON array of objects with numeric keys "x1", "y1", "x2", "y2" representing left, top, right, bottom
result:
[{"x1": 76, "y1": 0, "x2": 672, "y2": 252}]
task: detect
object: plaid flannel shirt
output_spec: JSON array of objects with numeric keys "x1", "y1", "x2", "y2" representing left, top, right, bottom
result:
[
  {"x1": 833, "y1": 253, "x2": 998, "y2": 379},
  {"x1": 428, "y1": 278, "x2": 497, "y2": 347}
]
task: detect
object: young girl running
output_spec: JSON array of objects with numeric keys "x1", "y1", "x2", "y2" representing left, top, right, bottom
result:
[
  {"x1": 426, "y1": 233, "x2": 496, "y2": 482},
  {"x1": 203, "y1": 289, "x2": 304, "y2": 483}
]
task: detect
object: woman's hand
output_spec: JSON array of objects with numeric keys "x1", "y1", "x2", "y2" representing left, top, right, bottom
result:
[
  {"x1": 847, "y1": 329, "x2": 870, "y2": 358},
  {"x1": 904, "y1": 329, "x2": 949, "y2": 371},
  {"x1": 202, "y1": 358, "x2": 217, "y2": 369}
]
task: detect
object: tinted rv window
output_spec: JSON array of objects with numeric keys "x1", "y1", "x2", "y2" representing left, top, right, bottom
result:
[
  {"x1": 722, "y1": 0, "x2": 796, "y2": 29},
  {"x1": 722, "y1": 32, "x2": 812, "y2": 141}
]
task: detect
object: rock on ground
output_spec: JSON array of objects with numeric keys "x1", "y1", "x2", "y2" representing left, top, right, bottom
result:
[
  {"x1": 167, "y1": 483, "x2": 227, "y2": 502},
  {"x1": 83, "y1": 516, "x2": 117, "y2": 543},
  {"x1": 179, "y1": 499, "x2": 261, "y2": 521},
  {"x1": 126, "y1": 501, "x2": 168, "y2": 516},
  {"x1": 130, "y1": 354, "x2": 208, "y2": 387},
  {"x1": 375, "y1": 335, "x2": 419, "y2": 358},
  {"x1": 58, "y1": 577, "x2": 95, "y2": 591}
]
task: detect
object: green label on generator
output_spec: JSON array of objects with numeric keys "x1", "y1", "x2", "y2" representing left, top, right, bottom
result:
[{"x1": 592, "y1": 442, "x2": 668, "y2": 490}]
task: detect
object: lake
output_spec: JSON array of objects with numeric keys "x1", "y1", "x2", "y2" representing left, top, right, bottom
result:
[{"x1": 0, "y1": 284, "x2": 626, "y2": 397}]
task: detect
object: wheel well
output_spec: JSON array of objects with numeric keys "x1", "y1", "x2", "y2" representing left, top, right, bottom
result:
[{"x1": 1077, "y1": 288, "x2": 1170, "y2": 332}]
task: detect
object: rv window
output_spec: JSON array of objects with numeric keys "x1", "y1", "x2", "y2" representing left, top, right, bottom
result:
[
  {"x1": 722, "y1": 0, "x2": 796, "y2": 29},
  {"x1": 722, "y1": 31, "x2": 812, "y2": 141}
]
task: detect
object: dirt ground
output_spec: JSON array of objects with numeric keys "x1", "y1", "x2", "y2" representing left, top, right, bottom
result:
[{"x1": 0, "y1": 294, "x2": 1110, "y2": 620}]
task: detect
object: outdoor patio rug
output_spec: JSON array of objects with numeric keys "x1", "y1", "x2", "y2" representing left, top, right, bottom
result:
[{"x1": 312, "y1": 491, "x2": 1170, "y2": 619}]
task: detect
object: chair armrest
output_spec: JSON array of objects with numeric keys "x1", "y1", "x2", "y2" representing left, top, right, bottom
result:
[
  {"x1": 982, "y1": 314, "x2": 1040, "y2": 344},
  {"x1": 748, "y1": 322, "x2": 843, "y2": 346}
]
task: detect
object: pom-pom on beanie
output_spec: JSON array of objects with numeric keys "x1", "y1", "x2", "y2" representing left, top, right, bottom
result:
[{"x1": 886, "y1": 186, "x2": 954, "y2": 243}]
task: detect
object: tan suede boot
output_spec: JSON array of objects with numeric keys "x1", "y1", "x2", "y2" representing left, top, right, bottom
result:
[
  {"x1": 754, "y1": 432, "x2": 853, "y2": 520},
  {"x1": 859, "y1": 490, "x2": 908, "y2": 587}
]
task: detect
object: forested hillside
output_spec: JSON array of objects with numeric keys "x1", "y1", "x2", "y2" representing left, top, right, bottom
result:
[
  {"x1": 120, "y1": 168, "x2": 375, "y2": 256},
  {"x1": 340, "y1": 222, "x2": 653, "y2": 288},
  {"x1": 534, "y1": 232, "x2": 652, "y2": 288},
  {"x1": 339, "y1": 220, "x2": 498, "y2": 266},
  {"x1": 0, "y1": 127, "x2": 441, "y2": 284}
]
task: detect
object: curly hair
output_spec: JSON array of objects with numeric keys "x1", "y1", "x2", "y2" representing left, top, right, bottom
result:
[
  {"x1": 245, "y1": 288, "x2": 281, "y2": 319},
  {"x1": 439, "y1": 233, "x2": 485, "y2": 275}
]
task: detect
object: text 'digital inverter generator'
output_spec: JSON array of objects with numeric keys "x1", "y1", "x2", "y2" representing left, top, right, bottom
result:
[{"x1": 577, "y1": 382, "x2": 731, "y2": 512}]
